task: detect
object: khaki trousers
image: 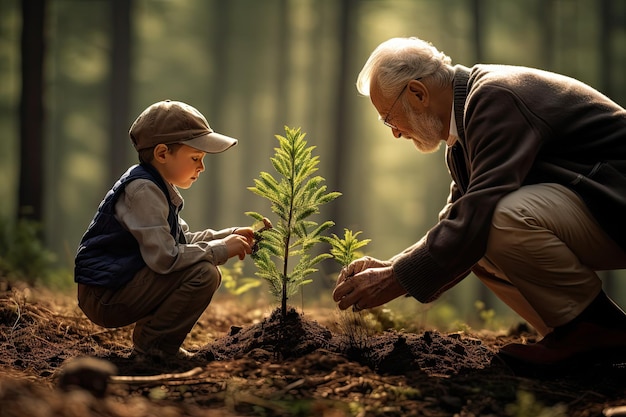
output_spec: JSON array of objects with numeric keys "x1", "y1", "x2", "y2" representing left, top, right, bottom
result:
[
  {"x1": 476, "y1": 183, "x2": 626, "y2": 336},
  {"x1": 78, "y1": 261, "x2": 221, "y2": 354}
]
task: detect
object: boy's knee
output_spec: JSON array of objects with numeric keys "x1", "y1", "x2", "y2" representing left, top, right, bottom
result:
[{"x1": 186, "y1": 261, "x2": 221, "y2": 292}]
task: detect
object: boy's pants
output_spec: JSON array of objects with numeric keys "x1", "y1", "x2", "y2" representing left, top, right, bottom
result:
[
  {"x1": 475, "y1": 183, "x2": 626, "y2": 336},
  {"x1": 78, "y1": 261, "x2": 221, "y2": 354}
]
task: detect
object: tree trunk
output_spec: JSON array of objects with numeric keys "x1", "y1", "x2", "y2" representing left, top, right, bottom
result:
[
  {"x1": 329, "y1": 0, "x2": 356, "y2": 235},
  {"x1": 18, "y1": 0, "x2": 46, "y2": 222},
  {"x1": 471, "y1": 0, "x2": 483, "y2": 62},
  {"x1": 109, "y1": 0, "x2": 132, "y2": 181}
]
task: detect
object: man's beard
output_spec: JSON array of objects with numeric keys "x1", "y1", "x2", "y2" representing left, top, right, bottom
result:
[{"x1": 405, "y1": 109, "x2": 444, "y2": 153}]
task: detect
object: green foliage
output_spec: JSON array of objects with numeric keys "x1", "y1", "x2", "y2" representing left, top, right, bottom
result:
[
  {"x1": 323, "y1": 228, "x2": 371, "y2": 267},
  {"x1": 0, "y1": 217, "x2": 56, "y2": 285},
  {"x1": 473, "y1": 299, "x2": 518, "y2": 331},
  {"x1": 474, "y1": 300, "x2": 496, "y2": 327},
  {"x1": 219, "y1": 260, "x2": 262, "y2": 296},
  {"x1": 385, "y1": 384, "x2": 422, "y2": 401},
  {"x1": 506, "y1": 391, "x2": 567, "y2": 417},
  {"x1": 246, "y1": 126, "x2": 340, "y2": 315}
]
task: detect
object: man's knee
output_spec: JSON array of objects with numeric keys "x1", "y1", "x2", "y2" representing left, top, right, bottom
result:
[{"x1": 487, "y1": 197, "x2": 529, "y2": 252}]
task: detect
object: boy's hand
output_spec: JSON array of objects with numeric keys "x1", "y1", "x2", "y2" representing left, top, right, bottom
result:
[
  {"x1": 233, "y1": 227, "x2": 255, "y2": 245},
  {"x1": 224, "y1": 234, "x2": 252, "y2": 260}
]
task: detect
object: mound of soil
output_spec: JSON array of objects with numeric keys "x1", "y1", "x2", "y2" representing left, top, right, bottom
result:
[
  {"x1": 0, "y1": 283, "x2": 625, "y2": 417},
  {"x1": 197, "y1": 306, "x2": 493, "y2": 378},
  {"x1": 200, "y1": 307, "x2": 334, "y2": 361}
]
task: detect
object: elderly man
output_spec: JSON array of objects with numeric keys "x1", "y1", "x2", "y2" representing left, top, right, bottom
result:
[{"x1": 333, "y1": 37, "x2": 626, "y2": 366}]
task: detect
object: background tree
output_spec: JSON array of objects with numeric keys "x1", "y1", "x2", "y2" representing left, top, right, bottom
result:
[
  {"x1": 18, "y1": 0, "x2": 46, "y2": 223},
  {"x1": 109, "y1": 0, "x2": 132, "y2": 182}
]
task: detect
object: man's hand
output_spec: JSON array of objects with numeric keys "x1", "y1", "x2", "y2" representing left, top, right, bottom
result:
[
  {"x1": 332, "y1": 256, "x2": 407, "y2": 311},
  {"x1": 335, "y1": 256, "x2": 390, "y2": 286}
]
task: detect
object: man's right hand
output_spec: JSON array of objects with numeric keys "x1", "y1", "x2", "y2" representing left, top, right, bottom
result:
[
  {"x1": 332, "y1": 256, "x2": 406, "y2": 311},
  {"x1": 335, "y1": 256, "x2": 391, "y2": 287}
]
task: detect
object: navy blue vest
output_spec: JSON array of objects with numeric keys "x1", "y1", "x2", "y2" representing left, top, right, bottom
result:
[{"x1": 74, "y1": 164, "x2": 185, "y2": 289}]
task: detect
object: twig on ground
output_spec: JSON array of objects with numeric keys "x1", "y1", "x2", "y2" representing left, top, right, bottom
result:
[{"x1": 109, "y1": 367, "x2": 205, "y2": 385}]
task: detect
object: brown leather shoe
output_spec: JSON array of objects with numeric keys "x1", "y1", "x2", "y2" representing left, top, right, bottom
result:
[{"x1": 498, "y1": 320, "x2": 626, "y2": 365}]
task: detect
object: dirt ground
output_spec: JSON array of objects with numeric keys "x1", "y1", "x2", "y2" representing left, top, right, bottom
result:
[{"x1": 0, "y1": 282, "x2": 625, "y2": 417}]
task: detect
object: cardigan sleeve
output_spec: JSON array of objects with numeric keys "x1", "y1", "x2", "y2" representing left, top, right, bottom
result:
[{"x1": 393, "y1": 82, "x2": 551, "y2": 302}]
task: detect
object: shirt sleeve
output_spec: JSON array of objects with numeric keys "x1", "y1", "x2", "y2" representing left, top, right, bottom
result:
[
  {"x1": 114, "y1": 179, "x2": 230, "y2": 274},
  {"x1": 182, "y1": 220, "x2": 236, "y2": 244}
]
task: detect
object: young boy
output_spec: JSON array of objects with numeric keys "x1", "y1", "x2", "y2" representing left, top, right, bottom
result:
[{"x1": 74, "y1": 100, "x2": 255, "y2": 361}]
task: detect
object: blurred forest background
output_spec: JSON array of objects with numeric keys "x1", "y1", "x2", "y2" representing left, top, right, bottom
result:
[{"x1": 2, "y1": 0, "x2": 626, "y2": 326}]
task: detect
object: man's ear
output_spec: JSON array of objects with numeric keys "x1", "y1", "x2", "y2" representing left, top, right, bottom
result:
[
  {"x1": 153, "y1": 144, "x2": 169, "y2": 163},
  {"x1": 407, "y1": 79, "x2": 429, "y2": 108}
]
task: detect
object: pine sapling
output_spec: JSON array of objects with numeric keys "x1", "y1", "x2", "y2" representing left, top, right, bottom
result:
[{"x1": 246, "y1": 126, "x2": 341, "y2": 320}]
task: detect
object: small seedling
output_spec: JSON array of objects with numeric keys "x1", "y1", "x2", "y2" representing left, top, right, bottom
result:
[
  {"x1": 324, "y1": 229, "x2": 371, "y2": 267},
  {"x1": 325, "y1": 228, "x2": 378, "y2": 353}
]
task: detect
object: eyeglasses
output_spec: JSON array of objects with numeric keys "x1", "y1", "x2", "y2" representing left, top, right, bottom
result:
[{"x1": 379, "y1": 77, "x2": 423, "y2": 130}]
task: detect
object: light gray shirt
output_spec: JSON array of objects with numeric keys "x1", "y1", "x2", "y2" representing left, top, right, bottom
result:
[{"x1": 114, "y1": 179, "x2": 234, "y2": 274}]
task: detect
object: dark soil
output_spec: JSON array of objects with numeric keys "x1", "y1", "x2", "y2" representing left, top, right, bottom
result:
[{"x1": 0, "y1": 282, "x2": 625, "y2": 417}]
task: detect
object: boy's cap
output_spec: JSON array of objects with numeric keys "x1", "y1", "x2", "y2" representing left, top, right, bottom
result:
[{"x1": 129, "y1": 100, "x2": 238, "y2": 153}]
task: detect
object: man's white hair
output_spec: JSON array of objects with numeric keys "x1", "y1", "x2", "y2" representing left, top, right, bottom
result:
[{"x1": 356, "y1": 37, "x2": 454, "y2": 98}]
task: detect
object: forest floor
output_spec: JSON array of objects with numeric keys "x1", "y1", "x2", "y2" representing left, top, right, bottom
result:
[{"x1": 0, "y1": 281, "x2": 625, "y2": 417}]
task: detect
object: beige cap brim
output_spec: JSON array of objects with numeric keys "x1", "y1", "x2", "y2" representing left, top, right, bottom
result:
[{"x1": 183, "y1": 131, "x2": 238, "y2": 154}]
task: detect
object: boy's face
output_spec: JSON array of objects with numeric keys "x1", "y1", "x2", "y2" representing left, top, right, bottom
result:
[{"x1": 154, "y1": 144, "x2": 206, "y2": 189}]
